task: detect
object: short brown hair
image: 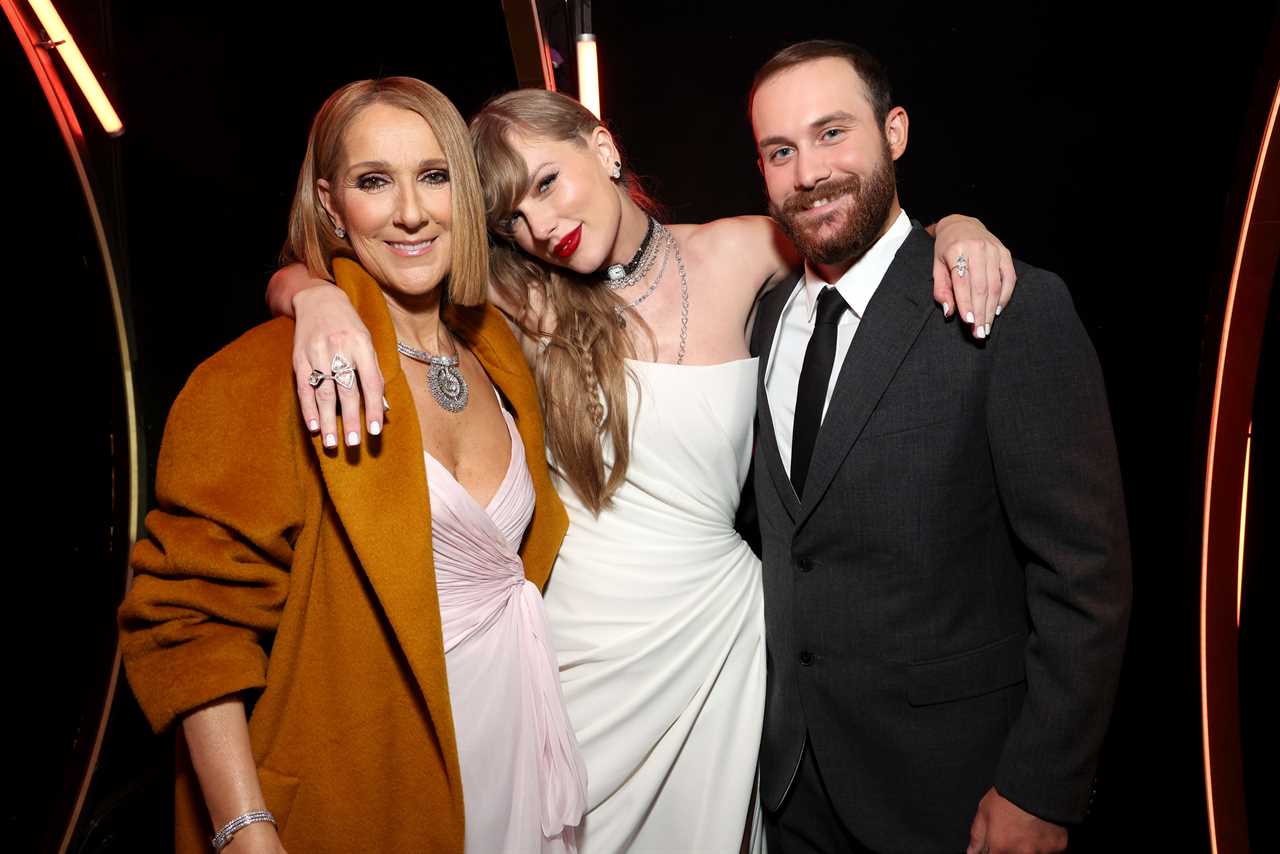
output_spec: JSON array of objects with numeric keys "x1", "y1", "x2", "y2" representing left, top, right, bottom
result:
[
  {"x1": 283, "y1": 77, "x2": 489, "y2": 306},
  {"x1": 749, "y1": 39, "x2": 894, "y2": 127}
]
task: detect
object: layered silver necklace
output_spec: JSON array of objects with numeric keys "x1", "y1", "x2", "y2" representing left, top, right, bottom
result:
[
  {"x1": 611, "y1": 219, "x2": 690, "y2": 365},
  {"x1": 603, "y1": 216, "x2": 658, "y2": 289},
  {"x1": 397, "y1": 334, "x2": 469, "y2": 413}
]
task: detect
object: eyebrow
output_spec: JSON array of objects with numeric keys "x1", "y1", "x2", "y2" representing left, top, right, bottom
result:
[
  {"x1": 348, "y1": 158, "x2": 448, "y2": 171},
  {"x1": 757, "y1": 111, "x2": 859, "y2": 149}
]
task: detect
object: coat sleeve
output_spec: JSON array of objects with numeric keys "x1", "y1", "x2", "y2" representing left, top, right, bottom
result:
[
  {"x1": 119, "y1": 327, "x2": 307, "y2": 733},
  {"x1": 986, "y1": 270, "x2": 1132, "y2": 824}
]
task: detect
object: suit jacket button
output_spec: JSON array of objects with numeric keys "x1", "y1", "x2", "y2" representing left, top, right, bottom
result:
[
  {"x1": 799, "y1": 650, "x2": 814, "y2": 666},
  {"x1": 797, "y1": 558, "x2": 813, "y2": 573}
]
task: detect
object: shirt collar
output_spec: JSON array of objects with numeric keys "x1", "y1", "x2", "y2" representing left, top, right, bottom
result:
[{"x1": 800, "y1": 209, "x2": 912, "y2": 322}]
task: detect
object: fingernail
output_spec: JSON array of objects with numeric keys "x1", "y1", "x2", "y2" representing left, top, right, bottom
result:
[
  {"x1": 324, "y1": 433, "x2": 337, "y2": 448},
  {"x1": 382, "y1": 396, "x2": 391, "y2": 412},
  {"x1": 975, "y1": 324, "x2": 986, "y2": 340},
  {"x1": 346, "y1": 431, "x2": 360, "y2": 446},
  {"x1": 995, "y1": 304, "x2": 1003, "y2": 316},
  {"x1": 942, "y1": 301, "x2": 951, "y2": 317},
  {"x1": 308, "y1": 419, "x2": 319, "y2": 432},
  {"x1": 985, "y1": 323, "x2": 992, "y2": 337},
  {"x1": 965, "y1": 311, "x2": 975, "y2": 324},
  {"x1": 369, "y1": 421, "x2": 382, "y2": 436}
]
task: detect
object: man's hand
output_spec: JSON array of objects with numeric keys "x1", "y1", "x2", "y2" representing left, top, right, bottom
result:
[{"x1": 967, "y1": 787, "x2": 1067, "y2": 854}]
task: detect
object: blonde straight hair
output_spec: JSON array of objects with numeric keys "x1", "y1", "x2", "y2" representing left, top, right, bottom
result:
[
  {"x1": 284, "y1": 77, "x2": 489, "y2": 306},
  {"x1": 471, "y1": 89, "x2": 658, "y2": 513}
]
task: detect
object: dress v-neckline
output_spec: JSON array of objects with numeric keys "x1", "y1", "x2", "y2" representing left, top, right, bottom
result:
[{"x1": 423, "y1": 403, "x2": 519, "y2": 514}]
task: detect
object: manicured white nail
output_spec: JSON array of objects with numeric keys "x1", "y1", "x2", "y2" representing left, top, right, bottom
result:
[
  {"x1": 346, "y1": 431, "x2": 360, "y2": 446},
  {"x1": 965, "y1": 311, "x2": 976, "y2": 324},
  {"x1": 942, "y1": 302, "x2": 951, "y2": 317},
  {"x1": 382, "y1": 396, "x2": 391, "y2": 411},
  {"x1": 985, "y1": 323, "x2": 992, "y2": 337},
  {"x1": 308, "y1": 419, "x2": 319, "y2": 432},
  {"x1": 324, "y1": 433, "x2": 337, "y2": 448},
  {"x1": 369, "y1": 421, "x2": 382, "y2": 436},
  {"x1": 995, "y1": 304, "x2": 1003, "y2": 316},
  {"x1": 975, "y1": 324, "x2": 986, "y2": 340}
]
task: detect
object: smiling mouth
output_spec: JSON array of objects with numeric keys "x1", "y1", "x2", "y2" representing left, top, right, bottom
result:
[
  {"x1": 385, "y1": 238, "x2": 436, "y2": 257},
  {"x1": 552, "y1": 225, "x2": 582, "y2": 259}
]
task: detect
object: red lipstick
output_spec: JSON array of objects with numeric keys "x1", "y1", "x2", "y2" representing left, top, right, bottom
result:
[{"x1": 552, "y1": 224, "x2": 582, "y2": 259}]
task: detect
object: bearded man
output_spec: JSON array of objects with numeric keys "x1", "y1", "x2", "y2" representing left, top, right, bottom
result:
[{"x1": 748, "y1": 40, "x2": 1132, "y2": 854}]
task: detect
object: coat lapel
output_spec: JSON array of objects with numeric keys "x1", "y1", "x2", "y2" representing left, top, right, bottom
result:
[
  {"x1": 449, "y1": 302, "x2": 567, "y2": 590},
  {"x1": 754, "y1": 274, "x2": 803, "y2": 522},
  {"x1": 794, "y1": 227, "x2": 936, "y2": 532},
  {"x1": 312, "y1": 259, "x2": 456, "y2": 778}
]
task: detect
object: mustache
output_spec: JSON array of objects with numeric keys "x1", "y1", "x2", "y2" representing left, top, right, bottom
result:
[{"x1": 780, "y1": 176, "x2": 862, "y2": 215}]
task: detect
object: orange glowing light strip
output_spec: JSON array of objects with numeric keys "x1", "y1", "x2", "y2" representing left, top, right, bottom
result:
[
  {"x1": 577, "y1": 34, "x2": 601, "y2": 119},
  {"x1": 27, "y1": 0, "x2": 123, "y2": 136},
  {"x1": 1200, "y1": 77, "x2": 1280, "y2": 854},
  {"x1": 1237, "y1": 428, "x2": 1250, "y2": 627}
]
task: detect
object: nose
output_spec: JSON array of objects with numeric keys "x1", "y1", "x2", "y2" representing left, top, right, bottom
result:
[
  {"x1": 524, "y1": 206, "x2": 558, "y2": 243},
  {"x1": 394, "y1": 183, "x2": 429, "y2": 232},
  {"x1": 793, "y1": 147, "x2": 831, "y2": 191}
]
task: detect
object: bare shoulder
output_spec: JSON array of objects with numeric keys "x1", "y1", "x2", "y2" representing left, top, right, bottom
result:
[{"x1": 670, "y1": 216, "x2": 799, "y2": 293}]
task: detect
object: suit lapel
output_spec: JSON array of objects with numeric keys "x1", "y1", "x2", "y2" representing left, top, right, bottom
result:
[
  {"x1": 794, "y1": 227, "x2": 936, "y2": 532},
  {"x1": 754, "y1": 273, "x2": 803, "y2": 522},
  {"x1": 315, "y1": 260, "x2": 456, "y2": 772}
]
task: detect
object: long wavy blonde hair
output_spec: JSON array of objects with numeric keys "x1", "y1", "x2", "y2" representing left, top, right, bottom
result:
[{"x1": 471, "y1": 89, "x2": 658, "y2": 513}]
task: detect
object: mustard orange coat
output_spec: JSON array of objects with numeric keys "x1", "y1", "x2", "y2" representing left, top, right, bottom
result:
[{"x1": 119, "y1": 258, "x2": 568, "y2": 853}]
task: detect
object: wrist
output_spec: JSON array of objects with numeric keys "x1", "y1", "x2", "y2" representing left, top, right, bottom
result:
[{"x1": 212, "y1": 808, "x2": 277, "y2": 852}]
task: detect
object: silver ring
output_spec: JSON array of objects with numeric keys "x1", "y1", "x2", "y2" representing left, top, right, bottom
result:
[
  {"x1": 330, "y1": 353, "x2": 356, "y2": 391},
  {"x1": 307, "y1": 369, "x2": 327, "y2": 388},
  {"x1": 952, "y1": 253, "x2": 969, "y2": 278}
]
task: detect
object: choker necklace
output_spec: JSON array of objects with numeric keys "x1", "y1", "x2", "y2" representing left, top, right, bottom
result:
[
  {"x1": 603, "y1": 216, "x2": 657, "y2": 288},
  {"x1": 397, "y1": 337, "x2": 469, "y2": 413}
]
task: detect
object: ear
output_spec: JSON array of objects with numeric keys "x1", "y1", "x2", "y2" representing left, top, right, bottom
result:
[
  {"x1": 316, "y1": 178, "x2": 345, "y2": 233},
  {"x1": 884, "y1": 106, "x2": 909, "y2": 161},
  {"x1": 588, "y1": 125, "x2": 620, "y2": 173}
]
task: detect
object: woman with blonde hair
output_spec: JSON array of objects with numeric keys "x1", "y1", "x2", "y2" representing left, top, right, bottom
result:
[
  {"x1": 270, "y1": 86, "x2": 1012, "y2": 851},
  {"x1": 120, "y1": 78, "x2": 585, "y2": 854}
]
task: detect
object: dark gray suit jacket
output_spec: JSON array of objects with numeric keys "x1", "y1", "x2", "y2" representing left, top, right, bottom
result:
[{"x1": 751, "y1": 226, "x2": 1131, "y2": 853}]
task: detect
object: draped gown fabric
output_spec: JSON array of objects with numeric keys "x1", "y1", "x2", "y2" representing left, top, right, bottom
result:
[
  {"x1": 426, "y1": 395, "x2": 588, "y2": 854},
  {"x1": 545, "y1": 358, "x2": 767, "y2": 853}
]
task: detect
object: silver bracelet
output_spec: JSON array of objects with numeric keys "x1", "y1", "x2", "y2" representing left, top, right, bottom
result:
[{"x1": 211, "y1": 809, "x2": 277, "y2": 852}]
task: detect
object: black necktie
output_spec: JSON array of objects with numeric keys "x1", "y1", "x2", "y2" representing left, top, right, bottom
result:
[{"x1": 791, "y1": 287, "x2": 848, "y2": 498}]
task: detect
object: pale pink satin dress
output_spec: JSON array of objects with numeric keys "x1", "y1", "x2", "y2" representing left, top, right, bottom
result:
[{"x1": 425, "y1": 396, "x2": 587, "y2": 853}]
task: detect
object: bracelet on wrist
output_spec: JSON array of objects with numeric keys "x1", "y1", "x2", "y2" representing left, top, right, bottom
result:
[{"x1": 211, "y1": 809, "x2": 277, "y2": 852}]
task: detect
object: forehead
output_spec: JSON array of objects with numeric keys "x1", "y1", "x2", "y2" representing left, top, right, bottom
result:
[
  {"x1": 342, "y1": 103, "x2": 444, "y2": 166},
  {"x1": 751, "y1": 57, "x2": 875, "y2": 141},
  {"x1": 506, "y1": 130, "x2": 585, "y2": 166}
]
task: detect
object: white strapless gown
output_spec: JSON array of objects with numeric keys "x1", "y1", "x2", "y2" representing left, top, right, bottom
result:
[{"x1": 544, "y1": 358, "x2": 766, "y2": 854}]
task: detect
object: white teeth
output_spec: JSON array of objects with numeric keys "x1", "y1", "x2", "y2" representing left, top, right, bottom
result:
[{"x1": 810, "y1": 198, "x2": 831, "y2": 209}]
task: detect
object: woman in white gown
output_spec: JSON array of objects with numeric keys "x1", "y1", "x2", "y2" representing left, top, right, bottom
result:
[{"x1": 271, "y1": 87, "x2": 1011, "y2": 852}]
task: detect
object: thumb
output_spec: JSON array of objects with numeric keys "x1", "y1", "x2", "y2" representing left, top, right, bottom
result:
[
  {"x1": 966, "y1": 801, "x2": 989, "y2": 854},
  {"x1": 932, "y1": 255, "x2": 954, "y2": 317}
]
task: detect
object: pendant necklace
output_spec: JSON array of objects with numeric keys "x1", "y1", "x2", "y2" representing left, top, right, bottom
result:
[{"x1": 397, "y1": 330, "x2": 470, "y2": 413}]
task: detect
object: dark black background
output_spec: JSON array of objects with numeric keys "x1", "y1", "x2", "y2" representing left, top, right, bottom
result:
[{"x1": 8, "y1": 1, "x2": 1277, "y2": 851}]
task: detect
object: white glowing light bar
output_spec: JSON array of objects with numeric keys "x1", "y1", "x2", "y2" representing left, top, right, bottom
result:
[
  {"x1": 577, "y1": 34, "x2": 600, "y2": 120},
  {"x1": 28, "y1": 0, "x2": 123, "y2": 136}
]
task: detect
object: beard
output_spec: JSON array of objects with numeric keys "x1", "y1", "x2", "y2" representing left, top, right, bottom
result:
[{"x1": 769, "y1": 139, "x2": 897, "y2": 267}]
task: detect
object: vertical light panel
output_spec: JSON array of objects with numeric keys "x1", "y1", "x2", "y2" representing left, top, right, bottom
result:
[
  {"x1": 577, "y1": 34, "x2": 600, "y2": 119},
  {"x1": 27, "y1": 0, "x2": 123, "y2": 136}
]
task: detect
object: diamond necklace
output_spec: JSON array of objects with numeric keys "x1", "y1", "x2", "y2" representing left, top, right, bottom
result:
[
  {"x1": 397, "y1": 334, "x2": 470, "y2": 413},
  {"x1": 613, "y1": 222, "x2": 690, "y2": 365},
  {"x1": 603, "y1": 216, "x2": 658, "y2": 289}
]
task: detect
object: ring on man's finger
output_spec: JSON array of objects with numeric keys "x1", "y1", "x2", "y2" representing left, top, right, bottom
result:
[
  {"x1": 952, "y1": 253, "x2": 969, "y2": 278},
  {"x1": 307, "y1": 369, "x2": 328, "y2": 389},
  {"x1": 330, "y1": 353, "x2": 357, "y2": 391}
]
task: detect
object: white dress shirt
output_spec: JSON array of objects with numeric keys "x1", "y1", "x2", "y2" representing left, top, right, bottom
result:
[{"x1": 764, "y1": 210, "x2": 913, "y2": 477}]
